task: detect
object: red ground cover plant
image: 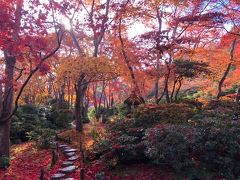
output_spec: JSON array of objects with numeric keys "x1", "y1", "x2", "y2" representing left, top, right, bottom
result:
[{"x1": 0, "y1": 142, "x2": 51, "y2": 180}]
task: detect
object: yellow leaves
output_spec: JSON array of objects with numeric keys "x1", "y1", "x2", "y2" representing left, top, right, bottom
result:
[{"x1": 56, "y1": 55, "x2": 119, "y2": 85}]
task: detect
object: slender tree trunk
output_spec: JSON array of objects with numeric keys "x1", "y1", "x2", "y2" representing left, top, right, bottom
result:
[
  {"x1": 217, "y1": 39, "x2": 237, "y2": 99},
  {"x1": 175, "y1": 80, "x2": 182, "y2": 101},
  {"x1": 118, "y1": 17, "x2": 140, "y2": 95},
  {"x1": 67, "y1": 77, "x2": 71, "y2": 108},
  {"x1": 164, "y1": 65, "x2": 171, "y2": 103},
  {"x1": 0, "y1": 82, "x2": 3, "y2": 114},
  {"x1": 170, "y1": 79, "x2": 178, "y2": 102}
]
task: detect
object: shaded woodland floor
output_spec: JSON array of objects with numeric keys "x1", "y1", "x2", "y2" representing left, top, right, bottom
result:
[{"x1": 0, "y1": 123, "x2": 175, "y2": 180}]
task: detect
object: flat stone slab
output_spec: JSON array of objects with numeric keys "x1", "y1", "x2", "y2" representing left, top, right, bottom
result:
[
  {"x1": 59, "y1": 144, "x2": 68, "y2": 148},
  {"x1": 63, "y1": 178, "x2": 74, "y2": 180},
  {"x1": 51, "y1": 173, "x2": 66, "y2": 180},
  {"x1": 62, "y1": 161, "x2": 74, "y2": 167},
  {"x1": 64, "y1": 149, "x2": 77, "y2": 153},
  {"x1": 65, "y1": 152, "x2": 75, "y2": 157},
  {"x1": 68, "y1": 156, "x2": 79, "y2": 161},
  {"x1": 60, "y1": 165, "x2": 77, "y2": 173}
]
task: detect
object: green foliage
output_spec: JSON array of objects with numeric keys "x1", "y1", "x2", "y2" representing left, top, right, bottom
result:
[
  {"x1": 174, "y1": 59, "x2": 211, "y2": 79},
  {"x1": 132, "y1": 104, "x2": 195, "y2": 127},
  {"x1": 193, "y1": 126, "x2": 240, "y2": 179},
  {"x1": 88, "y1": 106, "x2": 115, "y2": 121},
  {"x1": 46, "y1": 103, "x2": 73, "y2": 129},
  {"x1": 55, "y1": 109, "x2": 73, "y2": 128},
  {"x1": 88, "y1": 108, "x2": 96, "y2": 120},
  {"x1": 27, "y1": 128, "x2": 56, "y2": 149},
  {"x1": 92, "y1": 101, "x2": 240, "y2": 178},
  {"x1": 0, "y1": 156, "x2": 10, "y2": 169},
  {"x1": 115, "y1": 104, "x2": 128, "y2": 118},
  {"x1": 10, "y1": 104, "x2": 39, "y2": 143},
  {"x1": 144, "y1": 125, "x2": 194, "y2": 173}
]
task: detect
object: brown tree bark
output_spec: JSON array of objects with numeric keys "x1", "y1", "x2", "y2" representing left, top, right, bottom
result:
[
  {"x1": 75, "y1": 75, "x2": 88, "y2": 132},
  {"x1": 217, "y1": 39, "x2": 237, "y2": 99},
  {"x1": 0, "y1": 56, "x2": 16, "y2": 160},
  {"x1": 118, "y1": 17, "x2": 140, "y2": 95}
]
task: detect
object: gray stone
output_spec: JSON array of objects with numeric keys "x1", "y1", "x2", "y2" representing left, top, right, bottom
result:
[
  {"x1": 64, "y1": 149, "x2": 77, "y2": 153},
  {"x1": 62, "y1": 161, "x2": 74, "y2": 167},
  {"x1": 59, "y1": 144, "x2": 68, "y2": 148},
  {"x1": 51, "y1": 173, "x2": 66, "y2": 180},
  {"x1": 60, "y1": 165, "x2": 76, "y2": 173},
  {"x1": 68, "y1": 156, "x2": 79, "y2": 161},
  {"x1": 63, "y1": 178, "x2": 74, "y2": 180}
]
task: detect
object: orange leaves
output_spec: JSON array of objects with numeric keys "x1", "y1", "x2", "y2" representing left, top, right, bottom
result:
[{"x1": 56, "y1": 56, "x2": 119, "y2": 86}]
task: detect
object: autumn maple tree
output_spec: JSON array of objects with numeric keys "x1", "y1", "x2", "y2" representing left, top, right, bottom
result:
[{"x1": 0, "y1": 0, "x2": 63, "y2": 164}]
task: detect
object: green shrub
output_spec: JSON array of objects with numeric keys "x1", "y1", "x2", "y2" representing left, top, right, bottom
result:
[
  {"x1": 193, "y1": 126, "x2": 240, "y2": 179},
  {"x1": 55, "y1": 109, "x2": 73, "y2": 128},
  {"x1": 88, "y1": 106, "x2": 115, "y2": 121},
  {"x1": 46, "y1": 109, "x2": 73, "y2": 129},
  {"x1": 18, "y1": 104, "x2": 38, "y2": 114},
  {"x1": 0, "y1": 156, "x2": 10, "y2": 169},
  {"x1": 115, "y1": 104, "x2": 128, "y2": 118},
  {"x1": 27, "y1": 128, "x2": 56, "y2": 149},
  {"x1": 132, "y1": 103, "x2": 195, "y2": 127},
  {"x1": 10, "y1": 104, "x2": 39, "y2": 143},
  {"x1": 144, "y1": 125, "x2": 194, "y2": 173},
  {"x1": 92, "y1": 118, "x2": 147, "y2": 168}
]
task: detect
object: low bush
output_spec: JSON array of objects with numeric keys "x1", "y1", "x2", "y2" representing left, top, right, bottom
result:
[
  {"x1": 46, "y1": 109, "x2": 73, "y2": 129},
  {"x1": 144, "y1": 125, "x2": 195, "y2": 173},
  {"x1": 193, "y1": 126, "x2": 240, "y2": 179},
  {"x1": 27, "y1": 128, "x2": 56, "y2": 149},
  {"x1": 115, "y1": 104, "x2": 128, "y2": 118},
  {"x1": 88, "y1": 106, "x2": 115, "y2": 121},
  {"x1": 132, "y1": 103, "x2": 195, "y2": 127},
  {"x1": 10, "y1": 104, "x2": 40, "y2": 143},
  {"x1": 0, "y1": 156, "x2": 10, "y2": 169}
]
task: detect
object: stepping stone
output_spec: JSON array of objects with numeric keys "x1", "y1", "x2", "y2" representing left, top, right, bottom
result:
[
  {"x1": 59, "y1": 144, "x2": 68, "y2": 148},
  {"x1": 65, "y1": 152, "x2": 75, "y2": 157},
  {"x1": 60, "y1": 165, "x2": 76, "y2": 174},
  {"x1": 62, "y1": 161, "x2": 74, "y2": 167},
  {"x1": 51, "y1": 173, "x2": 66, "y2": 180},
  {"x1": 68, "y1": 156, "x2": 79, "y2": 161},
  {"x1": 64, "y1": 148, "x2": 77, "y2": 153},
  {"x1": 63, "y1": 178, "x2": 74, "y2": 180}
]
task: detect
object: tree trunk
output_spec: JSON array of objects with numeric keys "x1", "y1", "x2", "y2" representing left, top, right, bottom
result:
[
  {"x1": 217, "y1": 39, "x2": 237, "y2": 99},
  {"x1": 217, "y1": 62, "x2": 232, "y2": 99},
  {"x1": 67, "y1": 77, "x2": 71, "y2": 108},
  {"x1": 164, "y1": 65, "x2": 171, "y2": 103},
  {"x1": 75, "y1": 75, "x2": 88, "y2": 132},
  {"x1": 0, "y1": 55, "x2": 16, "y2": 162},
  {"x1": 175, "y1": 80, "x2": 182, "y2": 101},
  {"x1": 0, "y1": 121, "x2": 10, "y2": 159},
  {"x1": 0, "y1": 82, "x2": 3, "y2": 114},
  {"x1": 170, "y1": 79, "x2": 178, "y2": 102}
]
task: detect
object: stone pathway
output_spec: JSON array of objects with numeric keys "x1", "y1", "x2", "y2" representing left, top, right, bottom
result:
[{"x1": 51, "y1": 144, "x2": 79, "y2": 180}]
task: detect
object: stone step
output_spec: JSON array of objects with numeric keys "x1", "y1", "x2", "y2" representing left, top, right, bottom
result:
[
  {"x1": 68, "y1": 156, "x2": 79, "y2": 161},
  {"x1": 62, "y1": 161, "x2": 74, "y2": 167},
  {"x1": 63, "y1": 148, "x2": 77, "y2": 153},
  {"x1": 51, "y1": 173, "x2": 66, "y2": 180},
  {"x1": 59, "y1": 144, "x2": 68, "y2": 148},
  {"x1": 60, "y1": 165, "x2": 77, "y2": 174}
]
